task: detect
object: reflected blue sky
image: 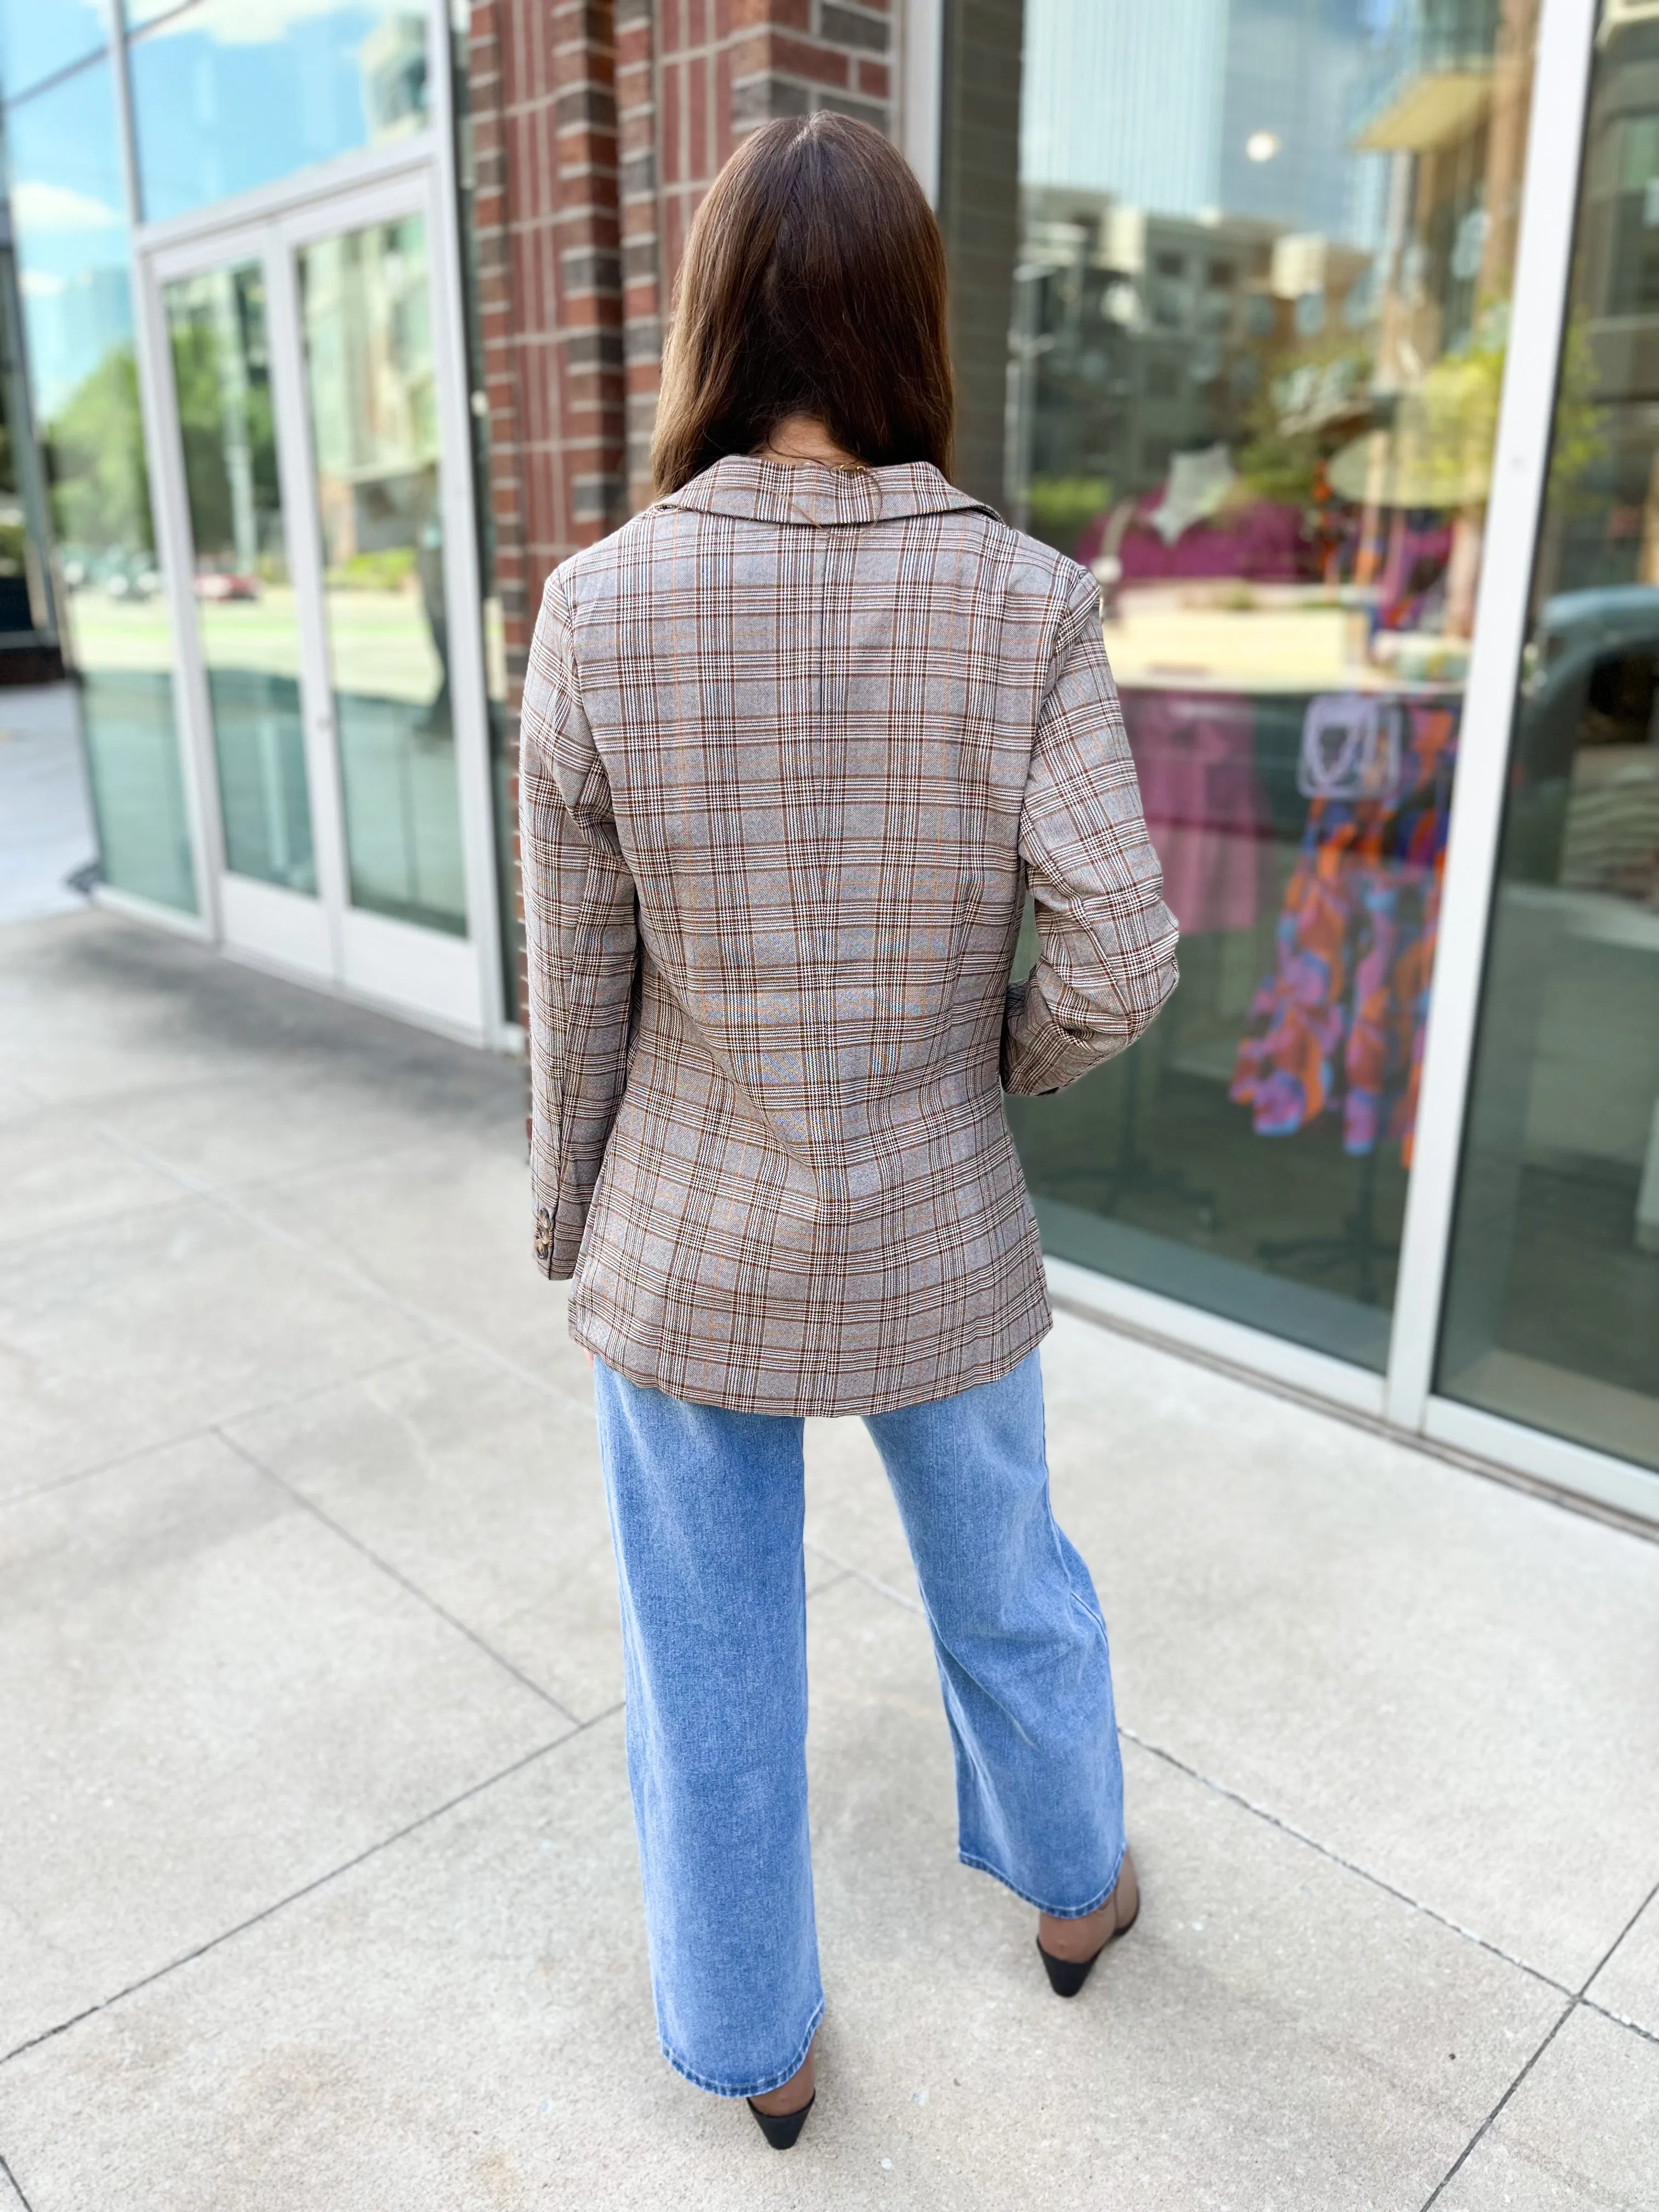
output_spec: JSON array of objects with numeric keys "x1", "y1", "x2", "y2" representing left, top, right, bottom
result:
[
  {"x1": 3, "y1": 59, "x2": 133, "y2": 419},
  {"x1": 129, "y1": 1, "x2": 429, "y2": 223},
  {"x1": 0, "y1": 3, "x2": 110, "y2": 104}
]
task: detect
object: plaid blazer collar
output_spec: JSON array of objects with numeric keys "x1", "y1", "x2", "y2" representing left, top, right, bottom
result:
[{"x1": 662, "y1": 456, "x2": 998, "y2": 528}]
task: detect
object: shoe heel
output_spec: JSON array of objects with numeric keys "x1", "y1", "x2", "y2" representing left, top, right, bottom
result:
[
  {"x1": 1036, "y1": 1939, "x2": 1101, "y2": 1998},
  {"x1": 748, "y1": 2091, "x2": 814, "y2": 2148}
]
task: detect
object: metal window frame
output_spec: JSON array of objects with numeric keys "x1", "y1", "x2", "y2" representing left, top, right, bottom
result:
[
  {"x1": 104, "y1": 5, "x2": 214, "y2": 938},
  {"x1": 1383, "y1": 0, "x2": 1601, "y2": 1437},
  {"x1": 899, "y1": 0, "x2": 945, "y2": 205}
]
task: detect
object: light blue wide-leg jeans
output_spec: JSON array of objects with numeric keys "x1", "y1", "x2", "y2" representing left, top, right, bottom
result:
[{"x1": 592, "y1": 1347, "x2": 1125, "y2": 2098}]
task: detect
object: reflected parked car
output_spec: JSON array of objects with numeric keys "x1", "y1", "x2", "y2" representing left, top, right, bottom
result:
[
  {"x1": 194, "y1": 570, "x2": 260, "y2": 602},
  {"x1": 1510, "y1": 584, "x2": 1659, "y2": 890}
]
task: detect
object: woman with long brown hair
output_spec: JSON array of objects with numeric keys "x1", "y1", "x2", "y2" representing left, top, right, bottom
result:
[{"x1": 520, "y1": 113, "x2": 1177, "y2": 2148}]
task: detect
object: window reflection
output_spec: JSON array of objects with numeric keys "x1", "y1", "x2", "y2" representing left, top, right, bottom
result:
[
  {"x1": 1439, "y1": 0, "x2": 1659, "y2": 1473},
  {"x1": 0, "y1": 3, "x2": 110, "y2": 105},
  {"x1": 299, "y1": 215, "x2": 466, "y2": 938},
  {"x1": 165, "y1": 262, "x2": 314, "y2": 895},
  {"x1": 128, "y1": 1, "x2": 430, "y2": 225},
  {"x1": 972, "y1": 0, "x2": 1537, "y2": 1368},
  {"x1": 2, "y1": 55, "x2": 193, "y2": 912}
]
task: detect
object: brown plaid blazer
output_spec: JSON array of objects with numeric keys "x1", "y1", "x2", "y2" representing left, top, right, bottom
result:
[{"x1": 520, "y1": 457, "x2": 1178, "y2": 1415}]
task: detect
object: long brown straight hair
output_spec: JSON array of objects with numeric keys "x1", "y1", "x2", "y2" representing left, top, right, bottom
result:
[{"x1": 651, "y1": 114, "x2": 955, "y2": 498}]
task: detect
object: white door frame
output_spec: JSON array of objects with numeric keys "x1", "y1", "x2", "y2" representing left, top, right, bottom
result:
[
  {"x1": 134, "y1": 149, "x2": 505, "y2": 1045},
  {"x1": 1382, "y1": 0, "x2": 1600, "y2": 1435},
  {"x1": 142, "y1": 215, "x2": 336, "y2": 988}
]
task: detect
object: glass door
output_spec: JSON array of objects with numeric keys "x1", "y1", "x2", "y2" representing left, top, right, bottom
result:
[
  {"x1": 294, "y1": 211, "x2": 468, "y2": 946},
  {"x1": 161, "y1": 246, "x2": 328, "y2": 977},
  {"x1": 146, "y1": 169, "x2": 493, "y2": 1035}
]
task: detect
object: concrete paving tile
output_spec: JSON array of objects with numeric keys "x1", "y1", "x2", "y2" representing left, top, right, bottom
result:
[
  {"x1": 1435, "y1": 2006, "x2": 1659, "y2": 2211},
  {"x1": 0, "y1": 913, "x2": 320, "y2": 1099},
  {"x1": 223, "y1": 1344, "x2": 623, "y2": 1720},
  {"x1": 225, "y1": 1348, "x2": 860, "y2": 1725},
  {"x1": 0, "y1": 1578, "x2": 1564, "y2": 2212},
  {"x1": 1036, "y1": 1311, "x2": 1659, "y2": 1992},
  {"x1": 0, "y1": 913, "x2": 522, "y2": 1124},
  {"x1": 0, "y1": 1429, "x2": 565, "y2": 2058},
  {"x1": 77, "y1": 1060, "x2": 520, "y2": 1198},
  {"x1": 803, "y1": 1415, "x2": 921, "y2": 1605},
  {"x1": 1585, "y1": 1885, "x2": 1659, "y2": 2036},
  {"x1": 244, "y1": 1140, "x2": 575, "y2": 1379},
  {"x1": 0, "y1": 1080, "x2": 43, "y2": 1125},
  {"x1": 0, "y1": 1105, "x2": 186, "y2": 1246},
  {"x1": 0, "y1": 1197, "x2": 437, "y2": 1499}
]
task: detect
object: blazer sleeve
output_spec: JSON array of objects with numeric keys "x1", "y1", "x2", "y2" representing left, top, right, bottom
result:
[
  {"x1": 1002, "y1": 568, "x2": 1180, "y2": 1097},
  {"x1": 519, "y1": 569, "x2": 639, "y2": 1280}
]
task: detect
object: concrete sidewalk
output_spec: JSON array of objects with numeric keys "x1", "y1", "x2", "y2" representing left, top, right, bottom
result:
[{"x1": 1, "y1": 910, "x2": 1655, "y2": 2211}]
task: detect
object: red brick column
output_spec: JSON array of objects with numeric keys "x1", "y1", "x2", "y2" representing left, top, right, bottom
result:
[
  {"x1": 464, "y1": 0, "x2": 893, "y2": 1022},
  {"x1": 467, "y1": 0, "x2": 627, "y2": 709},
  {"x1": 471, "y1": 0, "x2": 894, "y2": 639},
  {"x1": 656, "y1": 1, "x2": 892, "y2": 316},
  {"x1": 616, "y1": 0, "x2": 664, "y2": 512}
]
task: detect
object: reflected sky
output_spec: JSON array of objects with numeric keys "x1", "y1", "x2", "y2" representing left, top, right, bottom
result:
[
  {"x1": 129, "y1": 1, "x2": 430, "y2": 223},
  {"x1": 3, "y1": 59, "x2": 132, "y2": 422},
  {"x1": 0, "y1": 2, "x2": 110, "y2": 104}
]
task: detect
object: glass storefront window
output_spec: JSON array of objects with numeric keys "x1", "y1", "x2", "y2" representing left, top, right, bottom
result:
[
  {"x1": 129, "y1": 1, "x2": 431, "y2": 225},
  {"x1": 2, "y1": 55, "x2": 194, "y2": 913},
  {"x1": 948, "y1": 0, "x2": 1539, "y2": 1370},
  {"x1": 1438, "y1": 0, "x2": 1659, "y2": 1475},
  {"x1": 0, "y1": 234, "x2": 58, "y2": 652}
]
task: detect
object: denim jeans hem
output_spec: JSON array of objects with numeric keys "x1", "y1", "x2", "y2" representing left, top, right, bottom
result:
[
  {"x1": 958, "y1": 1839, "x2": 1127, "y2": 1921},
  {"x1": 659, "y1": 1995, "x2": 825, "y2": 2100}
]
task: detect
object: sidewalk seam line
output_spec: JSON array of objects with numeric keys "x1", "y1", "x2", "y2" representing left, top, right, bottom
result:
[
  {"x1": 1117, "y1": 1726, "x2": 1575, "y2": 1997},
  {"x1": 804, "y1": 1540, "x2": 924, "y2": 1616},
  {"x1": 0, "y1": 1351, "x2": 433, "y2": 1514},
  {"x1": 0, "y1": 1710, "x2": 623, "y2": 2074},
  {"x1": 1579, "y1": 1995, "x2": 1659, "y2": 2048},
  {"x1": 0, "y1": 2153, "x2": 34, "y2": 2212},
  {"x1": 214, "y1": 1427, "x2": 584, "y2": 1728},
  {"x1": 92, "y1": 1124, "x2": 594, "y2": 1425},
  {"x1": 1049, "y1": 1292, "x2": 1659, "y2": 1549},
  {"x1": 1417, "y1": 2000, "x2": 1576, "y2": 2211},
  {"x1": 1415, "y1": 1870, "x2": 1659, "y2": 2207}
]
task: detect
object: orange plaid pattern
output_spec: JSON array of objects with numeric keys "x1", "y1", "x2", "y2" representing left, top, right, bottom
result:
[{"x1": 520, "y1": 458, "x2": 1178, "y2": 1415}]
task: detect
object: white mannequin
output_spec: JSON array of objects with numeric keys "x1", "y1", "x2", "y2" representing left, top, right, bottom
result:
[{"x1": 1147, "y1": 442, "x2": 1236, "y2": 545}]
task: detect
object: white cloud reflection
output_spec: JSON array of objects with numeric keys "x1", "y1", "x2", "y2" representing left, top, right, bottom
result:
[{"x1": 9, "y1": 182, "x2": 122, "y2": 232}]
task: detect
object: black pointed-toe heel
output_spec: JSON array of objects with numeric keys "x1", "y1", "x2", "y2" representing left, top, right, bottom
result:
[
  {"x1": 1037, "y1": 1847, "x2": 1141, "y2": 1998},
  {"x1": 747, "y1": 2091, "x2": 815, "y2": 2149},
  {"x1": 1036, "y1": 1942, "x2": 1101, "y2": 1997}
]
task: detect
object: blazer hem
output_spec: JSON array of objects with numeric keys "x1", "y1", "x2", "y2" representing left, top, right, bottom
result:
[{"x1": 567, "y1": 1294, "x2": 1054, "y2": 1420}]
